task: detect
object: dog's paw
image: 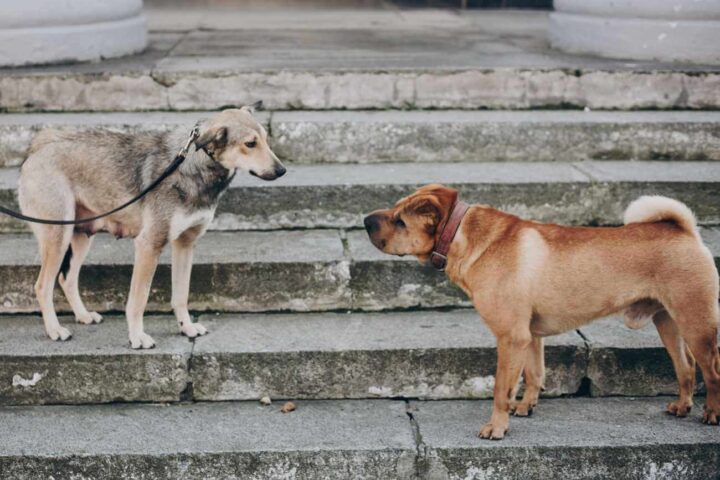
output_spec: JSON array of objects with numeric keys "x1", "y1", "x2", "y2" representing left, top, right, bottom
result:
[
  {"x1": 665, "y1": 399, "x2": 692, "y2": 418},
  {"x1": 511, "y1": 402, "x2": 534, "y2": 417},
  {"x1": 478, "y1": 422, "x2": 508, "y2": 440},
  {"x1": 179, "y1": 321, "x2": 208, "y2": 338},
  {"x1": 76, "y1": 311, "x2": 103, "y2": 325},
  {"x1": 129, "y1": 332, "x2": 156, "y2": 349},
  {"x1": 47, "y1": 325, "x2": 72, "y2": 341},
  {"x1": 702, "y1": 404, "x2": 719, "y2": 425}
]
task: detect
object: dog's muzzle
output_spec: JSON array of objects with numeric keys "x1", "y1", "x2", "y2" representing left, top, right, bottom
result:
[{"x1": 250, "y1": 164, "x2": 286, "y2": 181}]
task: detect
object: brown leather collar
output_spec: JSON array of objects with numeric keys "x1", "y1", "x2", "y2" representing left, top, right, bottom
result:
[{"x1": 430, "y1": 200, "x2": 470, "y2": 271}]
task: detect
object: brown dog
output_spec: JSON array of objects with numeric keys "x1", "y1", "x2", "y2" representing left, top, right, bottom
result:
[{"x1": 364, "y1": 184, "x2": 720, "y2": 440}]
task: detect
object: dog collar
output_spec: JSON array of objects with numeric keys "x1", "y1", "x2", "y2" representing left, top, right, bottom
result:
[{"x1": 430, "y1": 200, "x2": 470, "y2": 271}]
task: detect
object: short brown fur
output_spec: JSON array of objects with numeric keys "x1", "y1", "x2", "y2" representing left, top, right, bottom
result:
[{"x1": 365, "y1": 184, "x2": 720, "y2": 439}]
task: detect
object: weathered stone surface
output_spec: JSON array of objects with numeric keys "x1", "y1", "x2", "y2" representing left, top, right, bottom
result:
[
  {"x1": 580, "y1": 317, "x2": 720, "y2": 397},
  {"x1": 346, "y1": 230, "x2": 468, "y2": 310},
  {"x1": 0, "y1": 231, "x2": 350, "y2": 313},
  {"x1": 0, "y1": 74, "x2": 169, "y2": 112},
  {"x1": 4, "y1": 110, "x2": 719, "y2": 168},
  {"x1": 0, "y1": 400, "x2": 417, "y2": 480},
  {"x1": 0, "y1": 227, "x2": 717, "y2": 315},
  {"x1": 270, "y1": 110, "x2": 720, "y2": 164},
  {"x1": 0, "y1": 111, "x2": 269, "y2": 167},
  {"x1": 4, "y1": 160, "x2": 719, "y2": 233},
  {"x1": 414, "y1": 397, "x2": 720, "y2": 480},
  {"x1": 8, "y1": 69, "x2": 718, "y2": 112},
  {"x1": 0, "y1": 316, "x2": 190, "y2": 405},
  {"x1": 2, "y1": 13, "x2": 720, "y2": 112},
  {"x1": 191, "y1": 310, "x2": 586, "y2": 401},
  {"x1": 0, "y1": 397, "x2": 716, "y2": 479}
]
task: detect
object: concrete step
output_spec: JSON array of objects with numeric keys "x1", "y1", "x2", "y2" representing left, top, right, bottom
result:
[
  {"x1": 2, "y1": 111, "x2": 719, "y2": 168},
  {"x1": 0, "y1": 228, "x2": 718, "y2": 314},
  {"x1": 0, "y1": 398, "x2": 717, "y2": 479},
  {"x1": 2, "y1": 11, "x2": 720, "y2": 112},
  {"x1": 2, "y1": 311, "x2": 716, "y2": 406},
  {"x1": 1, "y1": 161, "x2": 720, "y2": 233}
]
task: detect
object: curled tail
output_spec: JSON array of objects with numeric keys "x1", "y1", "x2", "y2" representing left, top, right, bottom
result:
[{"x1": 623, "y1": 195, "x2": 699, "y2": 239}]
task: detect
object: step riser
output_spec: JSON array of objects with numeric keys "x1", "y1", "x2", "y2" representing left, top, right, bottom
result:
[
  {"x1": 426, "y1": 445, "x2": 719, "y2": 480},
  {"x1": 0, "y1": 262, "x2": 353, "y2": 313},
  {"x1": 2, "y1": 70, "x2": 720, "y2": 112},
  {"x1": 0, "y1": 229, "x2": 717, "y2": 315},
  {"x1": 0, "y1": 112, "x2": 269, "y2": 168},
  {"x1": 4, "y1": 446, "x2": 716, "y2": 480},
  {"x1": 190, "y1": 345, "x2": 586, "y2": 403},
  {"x1": 0, "y1": 452, "x2": 417, "y2": 480},
  {"x1": 1, "y1": 315, "x2": 714, "y2": 405},
  {"x1": 272, "y1": 113, "x2": 720, "y2": 167},
  {"x1": 1, "y1": 178, "x2": 719, "y2": 233},
  {"x1": 3, "y1": 112, "x2": 720, "y2": 168}
]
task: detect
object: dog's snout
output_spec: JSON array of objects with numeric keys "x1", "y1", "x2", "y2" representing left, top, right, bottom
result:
[
  {"x1": 364, "y1": 214, "x2": 381, "y2": 234},
  {"x1": 275, "y1": 164, "x2": 287, "y2": 178}
]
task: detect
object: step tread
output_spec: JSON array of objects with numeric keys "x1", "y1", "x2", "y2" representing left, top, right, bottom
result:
[
  {"x1": 0, "y1": 227, "x2": 717, "y2": 266},
  {"x1": 6, "y1": 17, "x2": 720, "y2": 77},
  {"x1": 1, "y1": 312, "x2": 717, "y2": 404},
  {"x1": 3, "y1": 110, "x2": 720, "y2": 125},
  {"x1": 3, "y1": 161, "x2": 720, "y2": 189},
  {"x1": 0, "y1": 400, "x2": 411, "y2": 457},
  {"x1": 0, "y1": 398, "x2": 717, "y2": 480},
  {"x1": 1, "y1": 398, "x2": 715, "y2": 453},
  {"x1": 0, "y1": 230, "x2": 344, "y2": 266}
]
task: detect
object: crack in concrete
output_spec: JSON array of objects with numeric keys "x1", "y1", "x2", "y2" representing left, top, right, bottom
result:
[{"x1": 404, "y1": 401, "x2": 430, "y2": 480}]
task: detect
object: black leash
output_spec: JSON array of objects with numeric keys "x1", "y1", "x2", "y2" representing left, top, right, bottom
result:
[{"x1": 0, "y1": 127, "x2": 200, "y2": 226}]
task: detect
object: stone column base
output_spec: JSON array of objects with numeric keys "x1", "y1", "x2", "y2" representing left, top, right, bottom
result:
[
  {"x1": 550, "y1": 0, "x2": 720, "y2": 65},
  {"x1": 0, "y1": 0, "x2": 147, "y2": 67}
]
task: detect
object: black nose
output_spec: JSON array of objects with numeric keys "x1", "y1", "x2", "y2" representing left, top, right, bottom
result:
[
  {"x1": 275, "y1": 164, "x2": 286, "y2": 178},
  {"x1": 364, "y1": 214, "x2": 380, "y2": 234}
]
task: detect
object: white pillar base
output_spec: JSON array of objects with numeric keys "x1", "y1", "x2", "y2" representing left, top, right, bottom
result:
[
  {"x1": 0, "y1": 0, "x2": 147, "y2": 67},
  {"x1": 550, "y1": 0, "x2": 720, "y2": 65}
]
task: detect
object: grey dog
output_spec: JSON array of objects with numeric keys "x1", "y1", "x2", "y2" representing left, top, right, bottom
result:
[{"x1": 18, "y1": 104, "x2": 285, "y2": 348}]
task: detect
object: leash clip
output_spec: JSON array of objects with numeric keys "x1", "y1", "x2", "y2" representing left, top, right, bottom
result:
[{"x1": 179, "y1": 126, "x2": 200, "y2": 157}]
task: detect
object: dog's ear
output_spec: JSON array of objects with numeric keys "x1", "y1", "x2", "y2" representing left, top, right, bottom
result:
[
  {"x1": 408, "y1": 185, "x2": 458, "y2": 234},
  {"x1": 195, "y1": 126, "x2": 228, "y2": 157},
  {"x1": 242, "y1": 100, "x2": 264, "y2": 114}
]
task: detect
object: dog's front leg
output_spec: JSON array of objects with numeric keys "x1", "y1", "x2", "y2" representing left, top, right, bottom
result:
[
  {"x1": 511, "y1": 336, "x2": 545, "y2": 417},
  {"x1": 171, "y1": 233, "x2": 208, "y2": 338},
  {"x1": 480, "y1": 327, "x2": 532, "y2": 440},
  {"x1": 126, "y1": 235, "x2": 163, "y2": 349}
]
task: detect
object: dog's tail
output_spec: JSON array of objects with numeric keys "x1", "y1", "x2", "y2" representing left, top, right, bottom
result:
[
  {"x1": 623, "y1": 195, "x2": 699, "y2": 240},
  {"x1": 58, "y1": 245, "x2": 73, "y2": 281}
]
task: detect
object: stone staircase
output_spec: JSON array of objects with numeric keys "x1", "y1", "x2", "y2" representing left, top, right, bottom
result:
[{"x1": 0, "y1": 8, "x2": 719, "y2": 480}]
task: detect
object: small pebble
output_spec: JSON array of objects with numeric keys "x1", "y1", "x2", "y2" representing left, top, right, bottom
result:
[
  {"x1": 260, "y1": 396, "x2": 272, "y2": 406},
  {"x1": 280, "y1": 401, "x2": 296, "y2": 413}
]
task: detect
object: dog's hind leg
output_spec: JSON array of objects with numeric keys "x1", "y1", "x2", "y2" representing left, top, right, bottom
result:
[
  {"x1": 59, "y1": 233, "x2": 102, "y2": 325},
  {"x1": 33, "y1": 224, "x2": 73, "y2": 341},
  {"x1": 653, "y1": 310, "x2": 696, "y2": 417},
  {"x1": 666, "y1": 288, "x2": 720, "y2": 425},
  {"x1": 171, "y1": 229, "x2": 207, "y2": 338}
]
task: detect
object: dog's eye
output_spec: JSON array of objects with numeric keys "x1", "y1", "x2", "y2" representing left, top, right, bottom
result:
[
  {"x1": 395, "y1": 217, "x2": 406, "y2": 228},
  {"x1": 245, "y1": 139, "x2": 257, "y2": 148}
]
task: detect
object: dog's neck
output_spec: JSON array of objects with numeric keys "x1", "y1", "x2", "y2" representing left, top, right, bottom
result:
[
  {"x1": 177, "y1": 148, "x2": 236, "y2": 208},
  {"x1": 442, "y1": 206, "x2": 519, "y2": 291}
]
